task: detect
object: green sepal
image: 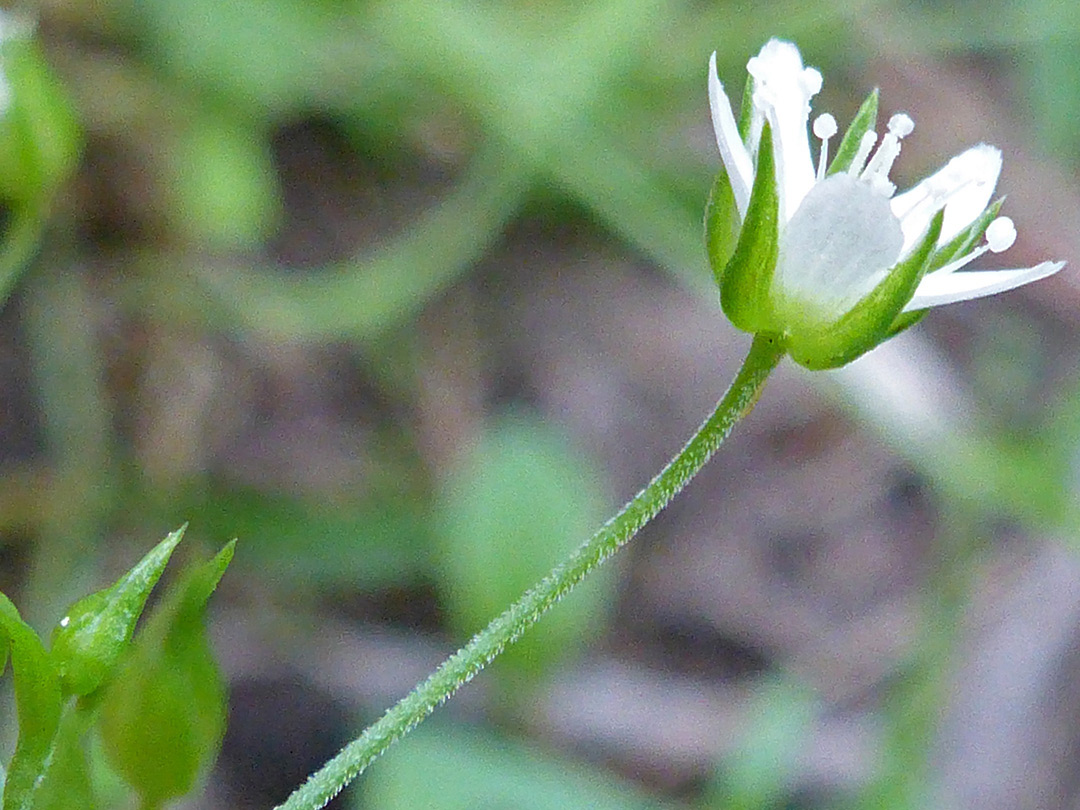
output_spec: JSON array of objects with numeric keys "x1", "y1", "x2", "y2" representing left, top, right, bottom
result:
[
  {"x1": 928, "y1": 197, "x2": 1004, "y2": 272},
  {"x1": 884, "y1": 306, "x2": 929, "y2": 340},
  {"x1": 51, "y1": 526, "x2": 186, "y2": 697},
  {"x1": 789, "y1": 208, "x2": 945, "y2": 370},
  {"x1": 0, "y1": 593, "x2": 62, "y2": 810},
  {"x1": 705, "y1": 167, "x2": 739, "y2": 290},
  {"x1": 99, "y1": 540, "x2": 234, "y2": 807},
  {"x1": 706, "y1": 74, "x2": 757, "y2": 297},
  {"x1": 737, "y1": 74, "x2": 754, "y2": 140},
  {"x1": 885, "y1": 199, "x2": 1005, "y2": 338},
  {"x1": 720, "y1": 123, "x2": 779, "y2": 334},
  {"x1": 827, "y1": 89, "x2": 879, "y2": 176}
]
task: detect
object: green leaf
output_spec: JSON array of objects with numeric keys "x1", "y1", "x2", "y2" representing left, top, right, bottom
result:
[
  {"x1": 165, "y1": 114, "x2": 280, "y2": 249},
  {"x1": 705, "y1": 679, "x2": 814, "y2": 810},
  {"x1": 827, "y1": 89, "x2": 878, "y2": 176},
  {"x1": 0, "y1": 30, "x2": 81, "y2": 206},
  {"x1": 50, "y1": 526, "x2": 186, "y2": 697},
  {"x1": 194, "y1": 486, "x2": 431, "y2": 590},
  {"x1": 0, "y1": 593, "x2": 62, "y2": 810},
  {"x1": 363, "y1": 723, "x2": 672, "y2": 810},
  {"x1": 30, "y1": 705, "x2": 95, "y2": 810},
  {"x1": 99, "y1": 541, "x2": 234, "y2": 807},
  {"x1": 138, "y1": 0, "x2": 360, "y2": 116},
  {"x1": 789, "y1": 208, "x2": 944, "y2": 370},
  {"x1": 437, "y1": 414, "x2": 611, "y2": 683},
  {"x1": 719, "y1": 123, "x2": 780, "y2": 334}
]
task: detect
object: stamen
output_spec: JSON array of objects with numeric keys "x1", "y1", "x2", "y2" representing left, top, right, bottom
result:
[
  {"x1": 986, "y1": 217, "x2": 1016, "y2": 253},
  {"x1": 924, "y1": 217, "x2": 1017, "y2": 281},
  {"x1": 813, "y1": 113, "x2": 837, "y2": 181},
  {"x1": 847, "y1": 130, "x2": 878, "y2": 177},
  {"x1": 860, "y1": 113, "x2": 914, "y2": 197}
]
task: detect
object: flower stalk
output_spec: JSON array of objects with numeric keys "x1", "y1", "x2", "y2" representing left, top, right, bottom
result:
[{"x1": 274, "y1": 334, "x2": 786, "y2": 810}]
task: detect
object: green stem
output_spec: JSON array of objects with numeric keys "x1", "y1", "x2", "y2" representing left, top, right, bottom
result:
[{"x1": 275, "y1": 333, "x2": 786, "y2": 810}]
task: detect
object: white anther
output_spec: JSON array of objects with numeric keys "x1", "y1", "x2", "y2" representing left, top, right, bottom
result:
[
  {"x1": 887, "y1": 113, "x2": 914, "y2": 138},
  {"x1": 986, "y1": 217, "x2": 1016, "y2": 253},
  {"x1": 813, "y1": 113, "x2": 837, "y2": 139},
  {"x1": 861, "y1": 111, "x2": 914, "y2": 196}
]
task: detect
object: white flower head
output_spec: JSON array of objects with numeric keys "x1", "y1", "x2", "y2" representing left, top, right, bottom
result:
[{"x1": 706, "y1": 40, "x2": 1065, "y2": 369}]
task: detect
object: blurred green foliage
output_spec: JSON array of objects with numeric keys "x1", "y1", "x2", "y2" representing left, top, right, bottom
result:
[
  {"x1": 0, "y1": 0, "x2": 1077, "y2": 808},
  {"x1": 437, "y1": 414, "x2": 613, "y2": 684},
  {"x1": 361, "y1": 722, "x2": 676, "y2": 810}
]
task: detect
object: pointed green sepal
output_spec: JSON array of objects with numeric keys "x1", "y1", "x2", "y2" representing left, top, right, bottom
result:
[
  {"x1": 705, "y1": 168, "x2": 739, "y2": 290},
  {"x1": 51, "y1": 526, "x2": 186, "y2": 697},
  {"x1": 720, "y1": 123, "x2": 780, "y2": 333},
  {"x1": 885, "y1": 199, "x2": 1005, "y2": 338},
  {"x1": 789, "y1": 208, "x2": 945, "y2": 370},
  {"x1": 928, "y1": 197, "x2": 1004, "y2": 272},
  {"x1": 0, "y1": 593, "x2": 62, "y2": 810},
  {"x1": 99, "y1": 540, "x2": 234, "y2": 807},
  {"x1": 737, "y1": 74, "x2": 754, "y2": 140},
  {"x1": 884, "y1": 305, "x2": 929, "y2": 339},
  {"x1": 827, "y1": 89, "x2": 879, "y2": 176}
]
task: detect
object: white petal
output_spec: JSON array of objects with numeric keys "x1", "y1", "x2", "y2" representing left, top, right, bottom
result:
[
  {"x1": 746, "y1": 39, "x2": 820, "y2": 222},
  {"x1": 777, "y1": 173, "x2": 904, "y2": 315},
  {"x1": 891, "y1": 144, "x2": 1002, "y2": 257},
  {"x1": 708, "y1": 52, "x2": 754, "y2": 218},
  {"x1": 904, "y1": 261, "x2": 1064, "y2": 311}
]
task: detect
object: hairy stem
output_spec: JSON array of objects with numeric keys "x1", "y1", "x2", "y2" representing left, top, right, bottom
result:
[{"x1": 276, "y1": 333, "x2": 786, "y2": 810}]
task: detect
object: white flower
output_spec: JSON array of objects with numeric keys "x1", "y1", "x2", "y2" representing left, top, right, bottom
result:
[{"x1": 707, "y1": 39, "x2": 1064, "y2": 328}]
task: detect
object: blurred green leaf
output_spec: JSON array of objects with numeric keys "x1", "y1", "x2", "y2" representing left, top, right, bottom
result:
[
  {"x1": 885, "y1": 0, "x2": 1079, "y2": 50},
  {"x1": 0, "y1": 25, "x2": 80, "y2": 305},
  {"x1": 136, "y1": 0, "x2": 367, "y2": 115},
  {"x1": 362, "y1": 723, "x2": 674, "y2": 810},
  {"x1": 165, "y1": 114, "x2": 280, "y2": 248},
  {"x1": 0, "y1": 28, "x2": 81, "y2": 206},
  {"x1": 437, "y1": 413, "x2": 611, "y2": 682},
  {"x1": 31, "y1": 705, "x2": 95, "y2": 810},
  {"x1": 99, "y1": 541, "x2": 234, "y2": 807},
  {"x1": 50, "y1": 526, "x2": 186, "y2": 697},
  {"x1": 192, "y1": 146, "x2": 527, "y2": 341},
  {"x1": 1024, "y1": 31, "x2": 1080, "y2": 161},
  {"x1": 703, "y1": 679, "x2": 815, "y2": 810},
  {"x1": 0, "y1": 592, "x2": 62, "y2": 810},
  {"x1": 195, "y1": 486, "x2": 432, "y2": 589}
]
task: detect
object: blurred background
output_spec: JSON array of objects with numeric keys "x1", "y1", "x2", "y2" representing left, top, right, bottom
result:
[{"x1": 3, "y1": 0, "x2": 1080, "y2": 807}]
